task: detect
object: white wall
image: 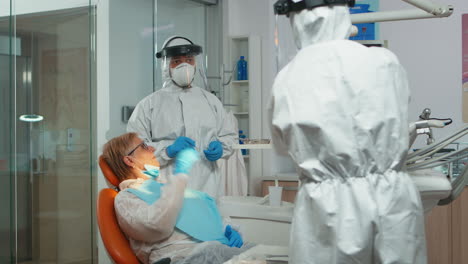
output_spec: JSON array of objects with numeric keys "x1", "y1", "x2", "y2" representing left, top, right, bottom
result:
[
  {"x1": 225, "y1": 0, "x2": 468, "y2": 179},
  {"x1": 107, "y1": 0, "x2": 154, "y2": 139},
  {"x1": 380, "y1": 0, "x2": 468, "y2": 148}
]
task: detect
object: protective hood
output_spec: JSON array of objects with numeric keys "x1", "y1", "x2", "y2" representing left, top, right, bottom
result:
[{"x1": 290, "y1": 5, "x2": 352, "y2": 49}]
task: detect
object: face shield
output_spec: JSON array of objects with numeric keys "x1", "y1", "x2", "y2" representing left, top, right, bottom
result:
[
  {"x1": 156, "y1": 36, "x2": 208, "y2": 90},
  {"x1": 272, "y1": 0, "x2": 355, "y2": 71}
]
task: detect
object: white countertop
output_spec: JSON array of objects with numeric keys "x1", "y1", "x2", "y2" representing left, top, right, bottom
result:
[
  {"x1": 262, "y1": 177, "x2": 299, "y2": 182},
  {"x1": 233, "y1": 143, "x2": 272, "y2": 149},
  {"x1": 263, "y1": 173, "x2": 299, "y2": 181}
]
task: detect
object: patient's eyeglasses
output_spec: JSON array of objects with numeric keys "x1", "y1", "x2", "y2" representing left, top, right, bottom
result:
[{"x1": 127, "y1": 141, "x2": 150, "y2": 156}]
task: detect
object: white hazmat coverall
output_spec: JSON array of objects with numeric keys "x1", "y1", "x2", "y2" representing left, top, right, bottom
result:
[
  {"x1": 269, "y1": 6, "x2": 427, "y2": 264},
  {"x1": 115, "y1": 175, "x2": 195, "y2": 264},
  {"x1": 128, "y1": 55, "x2": 236, "y2": 198}
]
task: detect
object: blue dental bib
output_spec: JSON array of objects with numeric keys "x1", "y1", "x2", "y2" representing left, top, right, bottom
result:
[{"x1": 126, "y1": 180, "x2": 228, "y2": 244}]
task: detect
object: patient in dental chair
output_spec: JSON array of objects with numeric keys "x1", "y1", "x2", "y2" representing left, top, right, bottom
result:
[{"x1": 102, "y1": 133, "x2": 253, "y2": 264}]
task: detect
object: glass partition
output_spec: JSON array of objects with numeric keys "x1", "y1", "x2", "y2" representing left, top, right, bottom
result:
[
  {"x1": 0, "y1": 0, "x2": 12, "y2": 262},
  {"x1": 1, "y1": 0, "x2": 224, "y2": 262},
  {"x1": 1, "y1": 1, "x2": 96, "y2": 262}
]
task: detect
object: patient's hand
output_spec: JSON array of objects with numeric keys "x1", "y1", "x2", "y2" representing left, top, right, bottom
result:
[
  {"x1": 174, "y1": 148, "x2": 199, "y2": 174},
  {"x1": 224, "y1": 225, "x2": 243, "y2": 248}
]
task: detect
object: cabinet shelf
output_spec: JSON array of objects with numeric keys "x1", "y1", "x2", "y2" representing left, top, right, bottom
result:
[
  {"x1": 232, "y1": 80, "x2": 249, "y2": 85},
  {"x1": 226, "y1": 34, "x2": 262, "y2": 196}
]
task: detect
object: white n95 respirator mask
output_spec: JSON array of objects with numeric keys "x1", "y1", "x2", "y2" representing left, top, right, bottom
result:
[{"x1": 170, "y1": 63, "x2": 195, "y2": 88}]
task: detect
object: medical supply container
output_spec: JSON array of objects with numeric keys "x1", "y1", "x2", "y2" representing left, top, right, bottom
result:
[{"x1": 236, "y1": 56, "x2": 248, "y2": 80}]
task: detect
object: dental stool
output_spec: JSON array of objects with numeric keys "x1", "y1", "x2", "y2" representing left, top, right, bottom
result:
[{"x1": 97, "y1": 155, "x2": 140, "y2": 264}]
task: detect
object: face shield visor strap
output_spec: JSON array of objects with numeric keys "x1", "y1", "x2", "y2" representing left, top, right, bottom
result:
[
  {"x1": 156, "y1": 44, "x2": 203, "y2": 59},
  {"x1": 274, "y1": 0, "x2": 355, "y2": 17}
]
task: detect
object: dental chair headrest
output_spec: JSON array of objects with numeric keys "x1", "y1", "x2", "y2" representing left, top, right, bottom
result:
[{"x1": 99, "y1": 155, "x2": 121, "y2": 188}]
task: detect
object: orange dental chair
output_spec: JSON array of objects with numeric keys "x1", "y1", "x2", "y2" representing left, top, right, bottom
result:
[{"x1": 97, "y1": 155, "x2": 140, "y2": 264}]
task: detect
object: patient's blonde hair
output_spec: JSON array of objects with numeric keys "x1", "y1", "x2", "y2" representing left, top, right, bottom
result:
[{"x1": 102, "y1": 132, "x2": 139, "y2": 182}]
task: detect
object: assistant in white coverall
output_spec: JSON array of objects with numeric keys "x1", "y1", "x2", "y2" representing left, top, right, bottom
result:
[
  {"x1": 270, "y1": 1, "x2": 427, "y2": 263},
  {"x1": 128, "y1": 36, "x2": 236, "y2": 198}
]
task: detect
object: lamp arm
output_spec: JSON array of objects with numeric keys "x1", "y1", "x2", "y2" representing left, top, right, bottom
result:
[{"x1": 350, "y1": 0, "x2": 453, "y2": 24}]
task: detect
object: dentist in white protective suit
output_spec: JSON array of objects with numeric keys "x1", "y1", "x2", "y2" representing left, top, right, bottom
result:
[
  {"x1": 128, "y1": 36, "x2": 236, "y2": 198},
  {"x1": 269, "y1": 1, "x2": 427, "y2": 263}
]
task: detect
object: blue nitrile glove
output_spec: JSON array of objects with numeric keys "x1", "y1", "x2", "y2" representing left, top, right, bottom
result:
[
  {"x1": 224, "y1": 225, "x2": 243, "y2": 248},
  {"x1": 166, "y1": 136, "x2": 196, "y2": 158},
  {"x1": 174, "y1": 148, "x2": 200, "y2": 175},
  {"x1": 203, "y1": 141, "x2": 223, "y2": 161}
]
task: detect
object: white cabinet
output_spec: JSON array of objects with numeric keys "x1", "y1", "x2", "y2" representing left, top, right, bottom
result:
[{"x1": 224, "y1": 35, "x2": 263, "y2": 195}]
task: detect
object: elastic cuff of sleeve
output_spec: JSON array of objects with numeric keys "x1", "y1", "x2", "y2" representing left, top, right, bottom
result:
[{"x1": 161, "y1": 147, "x2": 174, "y2": 160}]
